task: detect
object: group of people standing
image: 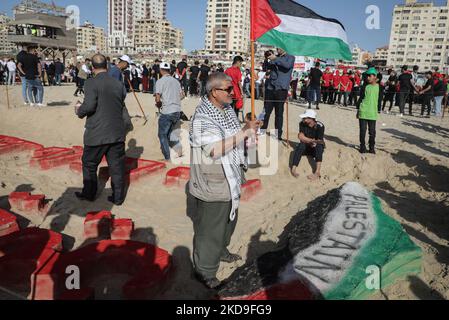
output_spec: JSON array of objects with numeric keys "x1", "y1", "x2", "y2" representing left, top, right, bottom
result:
[
  {"x1": 114, "y1": 58, "x2": 221, "y2": 98},
  {"x1": 382, "y1": 65, "x2": 448, "y2": 117},
  {"x1": 302, "y1": 63, "x2": 363, "y2": 110}
]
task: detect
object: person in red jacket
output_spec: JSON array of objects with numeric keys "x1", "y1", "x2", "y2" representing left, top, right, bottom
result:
[
  {"x1": 338, "y1": 71, "x2": 352, "y2": 106},
  {"x1": 224, "y1": 56, "x2": 244, "y2": 121},
  {"x1": 349, "y1": 70, "x2": 361, "y2": 106},
  {"x1": 330, "y1": 70, "x2": 341, "y2": 105},
  {"x1": 322, "y1": 67, "x2": 333, "y2": 104}
]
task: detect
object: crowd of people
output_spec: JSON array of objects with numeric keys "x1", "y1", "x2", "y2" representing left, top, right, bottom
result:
[{"x1": 295, "y1": 63, "x2": 449, "y2": 118}]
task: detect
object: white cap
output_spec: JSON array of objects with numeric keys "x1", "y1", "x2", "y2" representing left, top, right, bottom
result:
[
  {"x1": 160, "y1": 62, "x2": 171, "y2": 70},
  {"x1": 119, "y1": 55, "x2": 133, "y2": 65},
  {"x1": 300, "y1": 109, "x2": 317, "y2": 119}
]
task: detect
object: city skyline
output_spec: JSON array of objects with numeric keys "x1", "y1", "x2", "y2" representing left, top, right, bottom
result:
[{"x1": 2, "y1": 0, "x2": 449, "y2": 52}]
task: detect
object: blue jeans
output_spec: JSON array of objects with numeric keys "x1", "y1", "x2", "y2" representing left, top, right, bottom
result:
[
  {"x1": 308, "y1": 86, "x2": 321, "y2": 105},
  {"x1": 55, "y1": 74, "x2": 62, "y2": 85},
  {"x1": 20, "y1": 77, "x2": 28, "y2": 103},
  {"x1": 158, "y1": 112, "x2": 181, "y2": 160},
  {"x1": 26, "y1": 79, "x2": 44, "y2": 104},
  {"x1": 434, "y1": 96, "x2": 443, "y2": 117}
]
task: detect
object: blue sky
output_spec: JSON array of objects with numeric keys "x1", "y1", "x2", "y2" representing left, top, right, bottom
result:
[{"x1": 1, "y1": 0, "x2": 448, "y2": 51}]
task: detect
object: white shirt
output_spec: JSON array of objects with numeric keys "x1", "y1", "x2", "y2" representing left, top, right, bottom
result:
[
  {"x1": 82, "y1": 64, "x2": 91, "y2": 74},
  {"x1": 6, "y1": 61, "x2": 16, "y2": 72},
  {"x1": 256, "y1": 71, "x2": 266, "y2": 84}
]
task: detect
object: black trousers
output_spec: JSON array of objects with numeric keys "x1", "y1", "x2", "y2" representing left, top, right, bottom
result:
[
  {"x1": 322, "y1": 86, "x2": 330, "y2": 104},
  {"x1": 189, "y1": 78, "x2": 198, "y2": 96},
  {"x1": 291, "y1": 79, "x2": 298, "y2": 100},
  {"x1": 179, "y1": 77, "x2": 188, "y2": 96},
  {"x1": 328, "y1": 87, "x2": 336, "y2": 104},
  {"x1": 359, "y1": 119, "x2": 376, "y2": 151},
  {"x1": 408, "y1": 92, "x2": 415, "y2": 115},
  {"x1": 398, "y1": 91, "x2": 410, "y2": 114},
  {"x1": 82, "y1": 142, "x2": 126, "y2": 202},
  {"x1": 292, "y1": 143, "x2": 324, "y2": 167},
  {"x1": 383, "y1": 91, "x2": 395, "y2": 111},
  {"x1": 348, "y1": 87, "x2": 360, "y2": 106},
  {"x1": 421, "y1": 95, "x2": 432, "y2": 116},
  {"x1": 261, "y1": 89, "x2": 288, "y2": 139}
]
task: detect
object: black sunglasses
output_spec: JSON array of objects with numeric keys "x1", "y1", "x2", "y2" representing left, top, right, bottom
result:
[{"x1": 215, "y1": 86, "x2": 234, "y2": 94}]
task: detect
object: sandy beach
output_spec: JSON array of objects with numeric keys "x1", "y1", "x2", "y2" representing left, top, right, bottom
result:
[{"x1": 0, "y1": 83, "x2": 448, "y2": 299}]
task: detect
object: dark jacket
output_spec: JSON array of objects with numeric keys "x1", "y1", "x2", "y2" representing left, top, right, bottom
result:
[
  {"x1": 77, "y1": 72, "x2": 128, "y2": 146},
  {"x1": 54, "y1": 61, "x2": 65, "y2": 75}
]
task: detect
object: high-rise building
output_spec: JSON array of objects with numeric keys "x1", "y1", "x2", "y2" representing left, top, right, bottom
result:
[
  {"x1": 347, "y1": 44, "x2": 371, "y2": 67},
  {"x1": 77, "y1": 21, "x2": 108, "y2": 54},
  {"x1": 108, "y1": 0, "x2": 167, "y2": 53},
  {"x1": 0, "y1": 13, "x2": 16, "y2": 54},
  {"x1": 388, "y1": 0, "x2": 449, "y2": 72},
  {"x1": 374, "y1": 46, "x2": 389, "y2": 61},
  {"x1": 134, "y1": 18, "x2": 183, "y2": 53},
  {"x1": 204, "y1": 0, "x2": 250, "y2": 58}
]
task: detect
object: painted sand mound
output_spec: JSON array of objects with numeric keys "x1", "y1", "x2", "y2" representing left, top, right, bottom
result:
[{"x1": 218, "y1": 182, "x2": 422, "y2": 300}]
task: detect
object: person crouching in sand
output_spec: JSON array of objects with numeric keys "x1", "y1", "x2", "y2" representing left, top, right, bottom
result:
[{"x1": 290, "y1": 109, "x2": 325, "y2": 181}]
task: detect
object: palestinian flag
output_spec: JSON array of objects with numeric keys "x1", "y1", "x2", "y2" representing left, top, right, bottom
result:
[{"x1": 251, "y1": 0, "x2": 352, "y2": 61}]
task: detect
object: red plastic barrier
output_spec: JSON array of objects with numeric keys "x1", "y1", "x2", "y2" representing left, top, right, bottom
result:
[
  {"x1": 84, "y1": 211, "x2": 113, "y2": 239},
  {"x1": 128, "y1": 159, "x2": 166, "y2": 183},
  {"x1": 0, "y1": 208, "x2": 20, "y2": 237},
  {"x1": 30, "y1": 146, "x2": 84, "y2": 170},
  {"x1": 0, "y1": 135, "x2": 43, "y2": 155},
  {"x1": 34, "y1": 240, "x2": 172, "y2": 300},
  {"x1": 0, "y1": 228, "x2": 63, "y2": 299},
  {"x1": 111, "y1": 219, "x2": 134, "y2": 240},
  {"x1": 8, "y1": 192, "x2": 49, "y2": 217},
  {"x1": 164, "y1": 167, "x2": 190, "y2": 187},
  {"x1": 241, "y1": 179, "x2": 262, "y2": 202}
]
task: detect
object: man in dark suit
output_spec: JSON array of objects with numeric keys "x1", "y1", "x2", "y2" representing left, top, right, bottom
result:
[{"x1": 74, "y1": 54, "x2": 127, "y2": 206}]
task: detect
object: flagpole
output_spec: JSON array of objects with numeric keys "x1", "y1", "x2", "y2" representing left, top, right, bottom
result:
[
  {"x1": 250, "y1": 0, "x2": 256, "y2": 121},
  {"x1": 250, "y1": 41, "x2": 256, "y2": 121}
]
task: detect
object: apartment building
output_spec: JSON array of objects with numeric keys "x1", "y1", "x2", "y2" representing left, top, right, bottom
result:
[
  {"x1": 387, "y1": 0, "x2": 449, "y2": 72},
  {"x1": 134, "y1": 18, "x2": 183, "y2": 53},
  {"x1": 204, "y1": 0, "x2": 250, "y2": 58},
  {"x1": 76, "y1": 21, "x2": 108, "y2": 54},
  {"x1": 0, "y1": 13, "x2": 16, "y2": 54},
  {"x1": 108, "y1": 0, "x2": 167, "y2": 53}
]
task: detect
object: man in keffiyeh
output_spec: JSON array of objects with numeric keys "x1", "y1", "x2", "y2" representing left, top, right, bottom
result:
[{"x1": 189, "y1": 72, "x2": 261, "y2": 289}]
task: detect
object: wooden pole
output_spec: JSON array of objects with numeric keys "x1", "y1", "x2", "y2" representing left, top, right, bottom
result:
[
  {"x1": 5, "y1": 82, "x2": 10, "y2": 109},
  {"x1": 285, "y1": 97, "x2": 290, "y2": 148},
  {"x1": 250, "y1": 40, "x2": 256, "y2": 121},
  {"x1": 126, "y1": 77, "x2": 148, "y2": 124}
]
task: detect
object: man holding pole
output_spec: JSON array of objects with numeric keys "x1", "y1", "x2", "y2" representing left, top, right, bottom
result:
[
  {"x1": 259, "y1": 48, "x2": 295, "y2": 140},
  {"x1": 189, "y1": 72, "x2": 261, "y2": 289}
]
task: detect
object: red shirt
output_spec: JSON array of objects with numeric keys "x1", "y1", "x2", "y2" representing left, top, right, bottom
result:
[
  {"x1": 333, "y1": 73, "x2": 341, "y2": 89},
  {"x1": 322, "y1": 73, "x2": 333, "y2": 87},
  {"x1": 354, "y1": 74, "x2": 361, "y2": 86},
  {"x1": 340, "y1": 74, "x2": 352, "y2": 92},
  {"x1": 225, "y1": 66, "x2": 243, "y2": 109}
]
